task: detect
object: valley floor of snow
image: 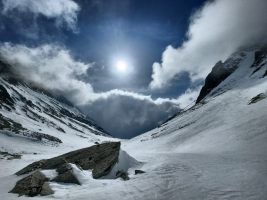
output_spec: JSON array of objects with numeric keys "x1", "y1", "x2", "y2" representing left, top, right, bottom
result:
[{"x1": 1, "y1": 52, "x2": 267, "y2": 200}]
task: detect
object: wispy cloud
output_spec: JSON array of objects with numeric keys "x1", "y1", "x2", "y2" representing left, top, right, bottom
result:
[
  {"x1": 150, "y1": 0, "x2": 267, "y2": 89},
  {"x1": 176, "y1": 87, "x2": 201, "y2": 109},
  {"x1": 1, "y1": 0, "x2": 80, "y2": 31}
]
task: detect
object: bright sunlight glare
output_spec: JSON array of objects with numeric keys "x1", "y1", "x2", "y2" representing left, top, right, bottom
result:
[{"x1": 116, "y1": 60, "x2": 128, "y2": 73}]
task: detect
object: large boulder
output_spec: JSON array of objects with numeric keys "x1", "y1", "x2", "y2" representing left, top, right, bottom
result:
[
  {"x1": 9, "y1": 170, "x2": 53, "y2": 197},
  {"x1": 16, "y1": 142, "x2": 121, "y2": 179}
]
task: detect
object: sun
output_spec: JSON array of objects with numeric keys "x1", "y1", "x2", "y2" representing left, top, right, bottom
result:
[{"x1": 116, "y1": 60, "x2": 128, "y2": 73}]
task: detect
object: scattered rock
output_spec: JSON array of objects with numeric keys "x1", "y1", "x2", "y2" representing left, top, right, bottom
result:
[
  {"x1": 251, "y1": 50, "x2": 267, "y2": 68},
  {"x1": 16, "y1": 142, "x2": 120, "y2": 179},
  {"x1": 9, "y1": 170, "x2": 52, "y2": 197},
  {"x1": 0, "y1": 113, "x2": 62, "y2": 144},
  {"x1": 135, "y1": 170, "x2": 145, "y2": 175},
  {"x1": 116, "y1": 170, "x2": 129, "y2": 181},
  {"x1": 56, "y1": 127, "x2": 65, "y2": 133},
  {"x1": 0, "y1": 151, "x2": 21, "y2": 160},
  {"x1": 249, "y1": 93, "x2": 266, "y2": 104}
]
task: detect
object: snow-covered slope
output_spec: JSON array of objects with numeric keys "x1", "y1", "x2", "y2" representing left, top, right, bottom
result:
[
  {"x1": 0, "y1": 63, "x2": 114, "y2": 151},
  {"x1": 123, "y1": 48, "x2": 267, "y2": 200},
  {"x1": 1, "y1": 48, "x2": 267, "y2": 200},
  {"x1": 0, "y1": 63, "x2": 119, "y2": 199}
]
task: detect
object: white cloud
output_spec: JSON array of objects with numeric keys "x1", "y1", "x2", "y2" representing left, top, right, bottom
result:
[
  {"x1": 0, "y1": 43, "x2": 93, "y2": 104},
  {"x1": 0, "y1": 43, "x2": 182, "y2": 138},
  {"x1": 150, "y1": 0, "x2": 267, "y2": 89},
  {"x1": 89, "y1": 89, "x2": 180, "y2": 105},
  {"x1": 81, "y1": 95, "x2": 179, "y2": 138},
  {"x1": 1, "y1": 0, "x2": 80, "y2": 30},
  {"x1": 0, "y1": 43, "x2": 181, "y2": 106},
  {"x1": 176, "y1": 87, "x2": 201, "y2": 109}
]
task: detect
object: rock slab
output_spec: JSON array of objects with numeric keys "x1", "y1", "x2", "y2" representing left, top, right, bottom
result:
[
  {"x1": 9, "y1": 170, "x2": 53, "y2": 197},
  {"x1": 16, "y1": 142, "x2": 121, "y2": 179}
]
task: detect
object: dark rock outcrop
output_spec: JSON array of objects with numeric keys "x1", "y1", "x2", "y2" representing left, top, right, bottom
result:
[
  {"x1": 52, "y1": 163, "x2": 80, "y2": 185},
  {"x1": 250, "y1": 50, "x2": 267, "y2": 76},
  {"x1": 52, "y1": 170, "x2": 80, "y2": 185},
  {"x1": 0, "y1": 84, "x2": 14, "y2": 107},
  {"x1": 196, "y1": 49, "x2": 267, "y2": 104},
  {"x1": 16, "y1": 142, "x2": 120, "y2": 179},
  {"x1": 56, "y1": 163, "x2": 73, "y2": 174},
  {"x1": 196, "y1": 61, "x2": 237, "y2": 104},
  {"x1": 9, "y1": 170, "x2": 53, "y2": 197},
  {"x1": 0, "y1": 113, "x2": 62, "y2": 144},
  {"x1": 248, "y1": 93, "x2": 266, "y2": 104},
  {"x1": 251, "y1": 50, "x2": 267, "y2": 68},
  {"x1": 135, "y1": 169, "x2": 145, "y2": 175}
]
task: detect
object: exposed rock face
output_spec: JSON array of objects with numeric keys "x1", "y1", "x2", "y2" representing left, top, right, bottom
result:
[
  {"x1": 0, "y1": 113, "x2": 62, "y2": 144},
  {"x1": 0, "y1": 84, "x2": 14, "y2": 107},
  {"x1": 250, "y1": 50, "x2": 267, "y2": 77},
  {"x1": 251, "y1": 50, "x2": 267, "y2": 68},
  {"x1": 16, "y1": 142, "x2": 121, "y2": 179},
  {"x1": 52, "y1": 170, "x2": 80, "y2": 185},
  {"x1": 56, "y1": 163, "x2": 73, "y2": 174},
  {"x1": 248, "y1": 93, "x2": 266, "y2": 104},
  {"x1": 135, "y1": 170, "x2": 145, "y2": 175},
  {"x1": 52, "y1": 163, "x2": 80, "y2": 185},
  {"x1": 196, "y1": 49, "x2": 267, "y2": 104},
  {"x1": 196, "y1": 61, "x2": 237, "y2": 104},
  {"x1": 9, "y1": 170, "x2": 53, "y2": 197}
]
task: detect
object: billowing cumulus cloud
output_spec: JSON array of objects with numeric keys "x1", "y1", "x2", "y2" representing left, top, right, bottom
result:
[
  {"x1": 80, "y1": 95, "x2": 179, "y2": 139},
  {"x1": 150, "y1": 0, "x2": 267, "y2": 89},
  {"x1": 0, "y1": 43, "x2": 94, "y2": 104},
  {"x1": 0, "y1": 43, "x2": 180, "y2": 138},
  {"x1": 1, "y1": 0, "x2": 80, "y2": 30}
]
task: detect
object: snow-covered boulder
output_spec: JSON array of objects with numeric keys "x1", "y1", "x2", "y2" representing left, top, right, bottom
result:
[{"x1": 15, "y1": 142, "x2": 121, "y2": 179}]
